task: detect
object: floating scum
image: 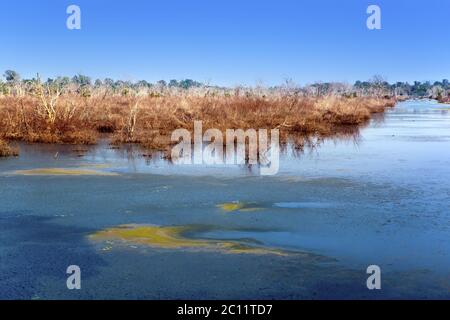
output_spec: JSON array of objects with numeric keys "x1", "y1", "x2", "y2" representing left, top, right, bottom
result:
[
  {"x1": 217, "y1": 202, "x2": 264, "y2": 212},
  {"x1": 89, "y1": 224, "x2": 288, "y2": 256},
  {"x1": 13, "y1": 167, "x2": 118, "y2": 176}
]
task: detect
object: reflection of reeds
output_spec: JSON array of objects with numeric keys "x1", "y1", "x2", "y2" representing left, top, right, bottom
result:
[{"x1": 0, "y1": 86, "x2": 396, "y2": 153}]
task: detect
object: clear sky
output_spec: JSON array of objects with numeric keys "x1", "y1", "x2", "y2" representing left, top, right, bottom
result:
[{"x1": 1, "y1": 0, "x2": 449, "y2": 86}]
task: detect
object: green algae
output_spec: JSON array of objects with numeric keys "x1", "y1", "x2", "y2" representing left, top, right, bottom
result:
[
  {"x1": 217, "y1": 202, "x2": 264, "y2": 212},
  {"x1": 89, "y1": 224, "x2": 287, "y2": 256}
]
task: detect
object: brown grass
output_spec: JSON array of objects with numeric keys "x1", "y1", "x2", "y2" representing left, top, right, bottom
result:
[
  {"x1": 0, "y1": 139, "x2": 18, "y2": 157},
  {"x1": 0, "y1": 86, "x2": 396, "y2": 153},
  {"x1": 438, "y1": 96, "x2": 450, "y2": 104}
]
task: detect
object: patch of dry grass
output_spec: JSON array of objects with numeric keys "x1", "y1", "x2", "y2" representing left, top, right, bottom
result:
[
  {"x1": 438, "y1": 96, "x2": 450, "y2": 104},
  {"x1": 0, "y1": 139, "x2": 18, "y2": 157}
]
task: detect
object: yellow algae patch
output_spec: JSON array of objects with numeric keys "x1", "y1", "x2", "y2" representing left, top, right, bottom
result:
[
  {"x1": 218, "y1": 202, "x2": 246, "y2": 212},
  {"x1": 14, "y1": 168, "x2": 118, "y2": 176},
  {"x1": 91, "y1": 225, "x2": 210, "y2": 249},
  {"x1": 217, "y1": 202, "x2": 264, "y2": 213},
  {"x1": 89, "y1": 224, "x2": 287, "y2": 256}
]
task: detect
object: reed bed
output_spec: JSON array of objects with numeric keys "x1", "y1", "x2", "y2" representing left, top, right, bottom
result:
[{"x1": 0, "y1": 86, "x2": 396, "y2": 155}]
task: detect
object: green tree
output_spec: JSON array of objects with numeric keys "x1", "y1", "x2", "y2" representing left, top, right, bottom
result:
[
  {"x1": 72, "y1": 74, "x2": 91, "y2": 87},
  {"x1": 3, "y1": 70, "x2": 20, "y2": 82}
]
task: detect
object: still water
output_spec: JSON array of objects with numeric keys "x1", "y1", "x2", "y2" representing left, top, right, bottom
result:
[{"x1": 0, "y1": 100, "x2": 449, "y2": 299}]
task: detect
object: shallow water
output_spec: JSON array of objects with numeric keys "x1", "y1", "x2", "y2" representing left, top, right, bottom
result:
[{"x1": 0, "y1": 100, "x2": 449, "y2": 299}]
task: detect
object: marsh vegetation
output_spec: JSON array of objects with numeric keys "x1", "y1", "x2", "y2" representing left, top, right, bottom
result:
[{"x1": 0, "y1": 72, "x2": 406, "y2": 158}]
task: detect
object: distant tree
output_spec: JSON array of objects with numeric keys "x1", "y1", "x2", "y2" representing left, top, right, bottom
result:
[
  {"x1": 169, "y1": 79, "x2": 179, "y2": 87},
  {"x1": 157, "y1": 80, "x2": 167, "y2": 87},
  {"x1": 114, "y1": 80, "x2": 125, "y2": 88},
  {"x1": 429, "y1": 85, "x2": 444, "y2": 100},
  {"x1": 94, "y1": 79, "x2": 103, "y2": 87},
  {"x1": 56, "y1": 76, "x2": 70, "y2": 85},
  {"x1": 311, "y1": 82, "x2": 334, "y2": 96},
  {"x1": 137, "y1": 80, "x2": 150, "y2": 88},
  {"x1": 410, "y1": 81, "x2": 432, "y2": 97},
  {"x1": 369, "y1": 75, "x2": 391, "y2": 97},
  {"x1": 179, "y1": 79, "x2": 201, "y2": 89},
  {"x1": 4, "y1": 70, "x2": 20, "y2": 82},
  {"x1": 72, "y1": 74, "x2": 91, "y2": 87},
  {"x1": 104, "y1": 78, "x2": 115, "y2": 88}
]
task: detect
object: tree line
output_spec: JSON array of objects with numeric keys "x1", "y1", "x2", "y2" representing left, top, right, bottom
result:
[{"x1": 1, "y1": 70, "x2": 448, "y2": 100}]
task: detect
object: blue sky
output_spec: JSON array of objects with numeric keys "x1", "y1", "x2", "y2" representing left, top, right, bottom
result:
[{"x1": 1, "y1": 0, "x2": 449, "y2": 86}]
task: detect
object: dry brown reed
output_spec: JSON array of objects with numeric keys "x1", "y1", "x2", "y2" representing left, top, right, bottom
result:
[
  {"x1": 0, "y1": 85, "x2": 396, "y2": 153},
  {"x1": 0, "y1": 139, "x2": 18, "y2": 157}
]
